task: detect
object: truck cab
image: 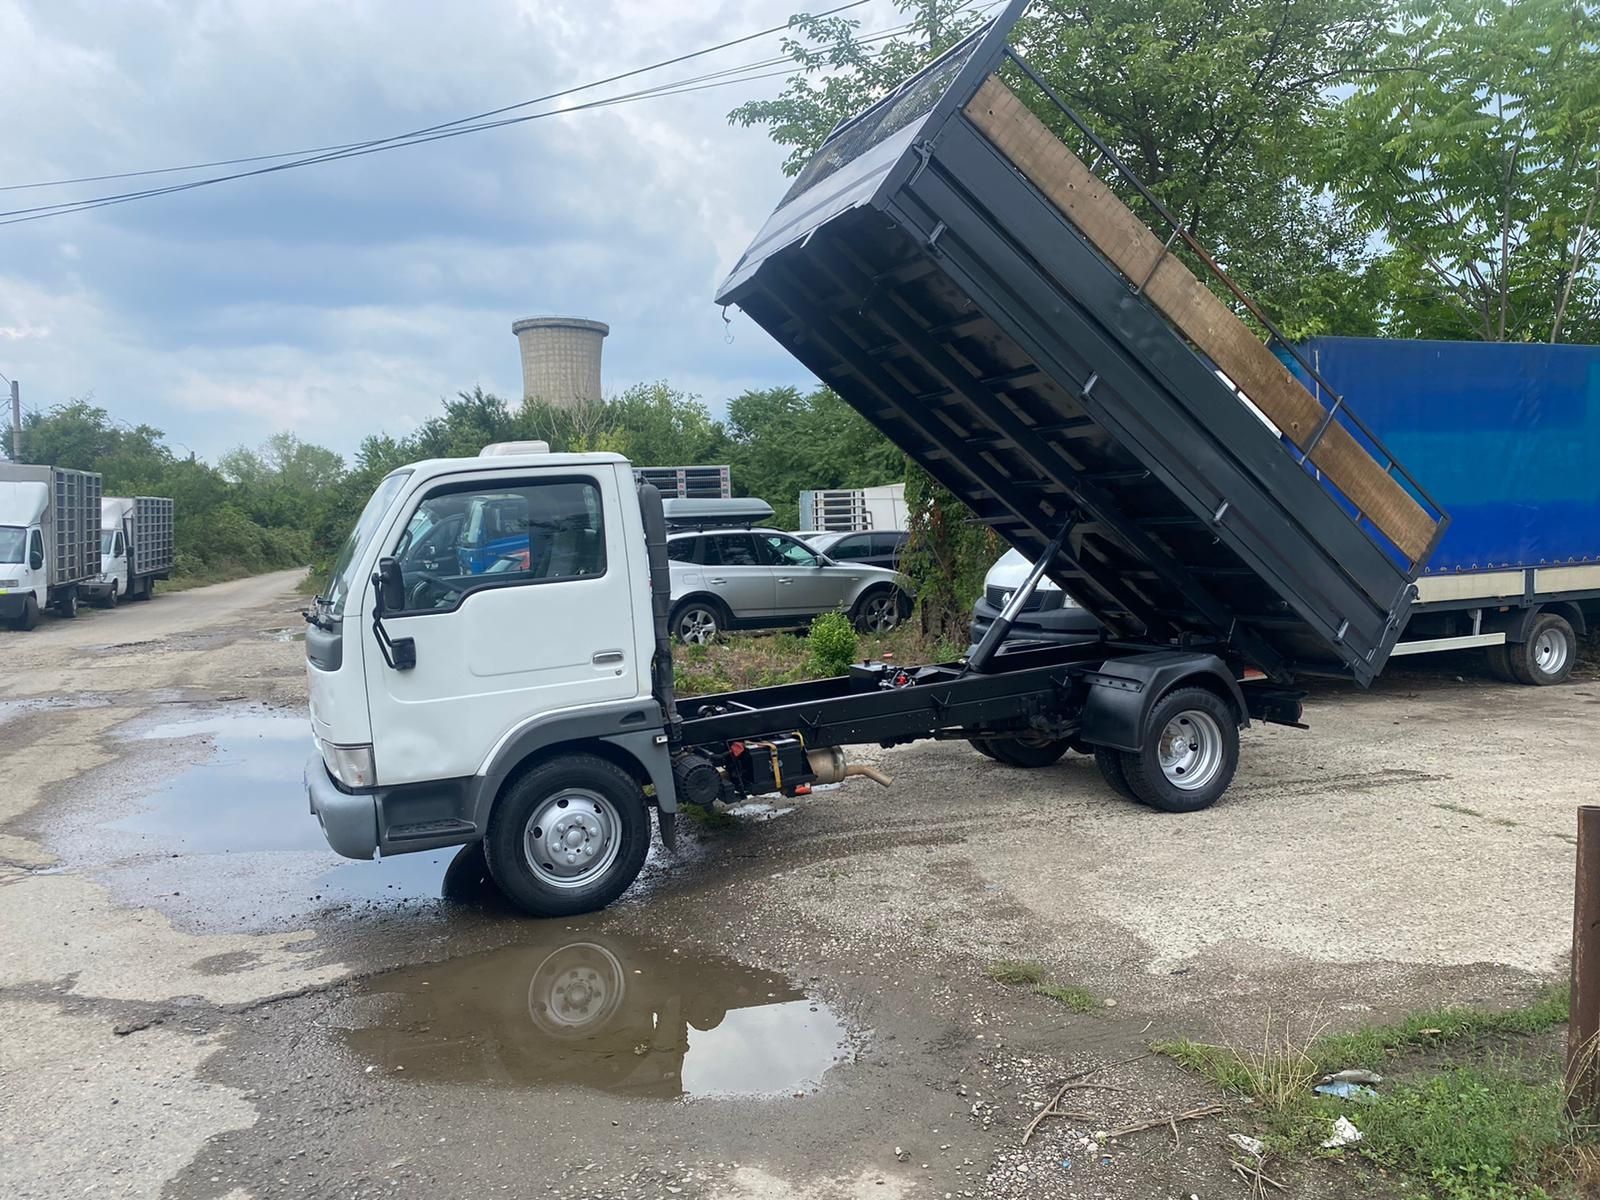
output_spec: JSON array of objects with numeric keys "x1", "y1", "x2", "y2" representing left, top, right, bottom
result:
[
  {"x1": 303, "y1": 443, "x2": 675, "y2": 916},
  {"x1": 0, "y1": 493, "x2": 48, "y2": 630}
]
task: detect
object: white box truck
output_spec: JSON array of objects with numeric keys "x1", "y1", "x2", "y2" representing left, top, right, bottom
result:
[
  {"x1": 797, "y1": 483, "x2": 907, "y2": 533},
  {"x1": 0, "y1": 464, "x2": 102, "y2": 629},
  {"x1": 82, "y1": 495, "x2": 174, "y2": 606}
]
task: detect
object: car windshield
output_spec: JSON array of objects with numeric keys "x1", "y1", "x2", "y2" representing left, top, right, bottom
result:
[
  {"x1": 0, "y1": 526, "x2": 24, "y2": 564},
  {"x1": 323, "y1": 471, "x2": 412, "y2": 616}
]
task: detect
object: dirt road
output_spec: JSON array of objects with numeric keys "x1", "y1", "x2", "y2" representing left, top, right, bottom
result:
[{"x1": 0, "y1": 571, "x2": 1586, "y2": 1199}]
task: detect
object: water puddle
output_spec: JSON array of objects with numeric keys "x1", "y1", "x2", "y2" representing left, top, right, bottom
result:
[
  {"x1": 264, "y1": 627, "x2": 307, "y2": 643},
  {"x1": 336, "y1": 929, "x2": 852, "y2": 1100}
]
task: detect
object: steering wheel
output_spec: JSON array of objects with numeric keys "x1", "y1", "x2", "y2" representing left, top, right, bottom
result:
[{"x1": 404, "y1": 571, "x2": 455, "y2": 611}]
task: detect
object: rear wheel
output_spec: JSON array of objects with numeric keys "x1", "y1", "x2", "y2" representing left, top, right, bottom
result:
[
  {"x1": 969, "y1": 738, "x2": 999, "y2": 760},
  {"x1": 484, "y1": 754, "x2": 652, "y2": 918},
  {"x1": 671, "y1": 599, "x2": 725, "y2": 645},
  {"x1": 1508, "y1": 613, "x2": 1576, "y2": 686},
  {"x1": 54, "y1": 588, "x2": 78, "y2": 619},
  {"x1": 132, "y1": 578, "x2": 153, "y2": 601},
  {"x1": 1485, "y1": 642, "x2": 1516, "y2": 682},
  {"x1": 1093, "y1": 747, "x2": 1138, "y2": 802},
  {"x1": 1121, "y1": 687, "x2": 1239, "y2": 813},
  {"x1": 987, "y1": 733, "x2": 1072, "y2": 768}
]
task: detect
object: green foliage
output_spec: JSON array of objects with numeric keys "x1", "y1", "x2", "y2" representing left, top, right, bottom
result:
[
  {"x1": 985, "y1": 960, "x2": 1047, "y2": 986},
  {"x1": 806, "y1": 610, "x2": 859, "y2": 676},
  {"x1": 1359, "y1": 1068, "x2": 1566, "y2": 1200},
  {"x1": 986, "y1": 960, "x2": 1097, "y2": 1012},
  {"x1": 5, "y1": 399, "x2": 322, "y2": 583},
  {"x1": 1323, "y1": 0, "x2": 1600, "y2": 343},
  {"x1": 902, "y1": 463, "x2": 998, "y2": 644}
]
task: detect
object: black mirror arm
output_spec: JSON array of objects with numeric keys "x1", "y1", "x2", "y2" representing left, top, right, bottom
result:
[{"x1": 370, "y1": 562, "x2": 416, "y2": 671}]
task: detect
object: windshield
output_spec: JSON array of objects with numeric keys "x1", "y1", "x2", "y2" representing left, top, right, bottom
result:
[
  {"x1": 0, "y1": 526, "x2": 25, "y2": 565},
  {"x1": 324, "y1": 471, "x2": 412, "y2": 616}
]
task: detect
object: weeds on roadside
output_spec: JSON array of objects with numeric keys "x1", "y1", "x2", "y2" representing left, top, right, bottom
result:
[{"x1": 986, "y1": 959, "x2": 1098, "y2": 1013}]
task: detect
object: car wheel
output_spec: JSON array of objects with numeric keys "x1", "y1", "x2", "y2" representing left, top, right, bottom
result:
[
  {"x1": 1093, "y1": 747, "x2": 1138, "y2": 802},
  {"x1": 483, "y1": 754, "x2": 652, "y2": 918},
  {"x1": 55, "y1": 588, "x2": 78, "y2": 619},
  {"x1": 1508, "y1": 613, "x2": 1576, "y2": 686},
  {"x1": 969, "y1": 738, "x2": 1000, "y2": 760},
  {"x1": 987, "y1": 733, "x2": 1073, "y2": 768},
  {"x1": 9, "y1": 596, "x2": 39, "y2": 631},
  {"x1": 102, "y1": 581, "x2": 119, "y2": 609},
  {"x1": 853, "y1": 588, "x2": 903, "y2": 633},
  {"x1": 1120, "y1": 687, "x2": 1239, "y2": 814},
  {"x1": 671, "y1": 600, "x2": 724, "y2": 645}
]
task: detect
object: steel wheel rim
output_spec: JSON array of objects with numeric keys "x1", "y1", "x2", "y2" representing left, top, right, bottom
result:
[
  {"x1": 526, "y1": 942, "x2": 626, "y2": 1037},
  {"x1": 1157, "y1": 709, "x2": 1224, "y2": 792},
  {"x1": 523, "y1": 787, "x2": 623, "y2": 889},
  {"x1": 678, "y1": 608, "x2": 718, "y2": 644},
  {"x1": 1534, "y1": 628, "x2": 1570, "y2": 675},
  {"x1": 862, "y1": 594, "x2": 897, "y2": 631}
]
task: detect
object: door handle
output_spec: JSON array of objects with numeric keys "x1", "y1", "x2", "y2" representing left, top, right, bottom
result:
[
  {"x1": 778, "y1": 577, "x2": 793, "y2": 585},
  {"x1": 592, "y1": 650, "x2": 625, "y2": 665},
  {"x1": 708, "y1": 577, "x2": 727, "y2": 586}
]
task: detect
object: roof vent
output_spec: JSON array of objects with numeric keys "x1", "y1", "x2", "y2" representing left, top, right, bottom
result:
[{"x1": 481, "y1": 440, "x2": 551, "y2": 456}]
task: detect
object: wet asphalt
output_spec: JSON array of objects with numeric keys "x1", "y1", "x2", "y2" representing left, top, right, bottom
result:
[{"x1": 1, "y1": 571, "x2": 1588, "y2": 1199}]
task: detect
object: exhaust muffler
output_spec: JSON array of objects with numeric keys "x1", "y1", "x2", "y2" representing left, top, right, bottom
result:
[{"x1": 805, "y1": 746, "x2": 893, "y2": 788}]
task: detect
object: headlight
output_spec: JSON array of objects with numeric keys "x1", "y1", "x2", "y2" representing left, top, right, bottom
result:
[
  {"x1": 0, "y1": 579, "x2": 18, "y2": 589},
  {"x1": 319, "y1": 740, "x2": 376, "y2": 788}
]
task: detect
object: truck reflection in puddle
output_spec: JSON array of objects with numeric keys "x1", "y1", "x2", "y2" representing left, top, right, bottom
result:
[{"x1": 338, "y1": 931, "x2": 850, "y2": 1099}]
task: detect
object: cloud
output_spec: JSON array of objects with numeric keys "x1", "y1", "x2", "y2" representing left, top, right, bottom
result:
[{"x1": 0, "y1": 0, "x2": 831, "y2": 460}]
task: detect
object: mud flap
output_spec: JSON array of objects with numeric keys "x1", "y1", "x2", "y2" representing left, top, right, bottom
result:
[{"x1": 657, "y1": 809, "x2": 678, "y2": 852}]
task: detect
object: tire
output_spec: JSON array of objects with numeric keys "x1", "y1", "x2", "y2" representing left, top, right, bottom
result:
[
  {"x1": 987, "y1": 733, "x2": 1072, "y2": 768},
  {"x1": 1485, "y1": 642, "x2": 1516, "y2": 682},
  {"x1": 483, "y1": 754, "x2": 652, "y2": 918},
  {"x1": 101, "y1": 581, "x2": 119, "y2": 609},
  {"x1": 8, "y1": 595, "x2": 39, "y2": 632},
  {"x1": 852, "y1": 587, "x2": 905, "y2": 634},
  {"x1": 1507, "y1": 613, "x2": 1576, "y2": 686},
  {"x1": 969, "y1": 738, "x2": 999, "y2": 760},
  {"x1": 1094, "y1": 746, "x2": 1139, "y2": 802},
  {"x1": 671, "y1": 599, "x2": 725, "y2": 645},
  {"x1": 55, "y1": 588, "x2": 78, "y2": 619},
  {"x1": 133, "y1": 578, "x2": 153, "y2": 601},
  {"x1": 1120, "y1": 687, "x2": 1239, "y2": 814}
]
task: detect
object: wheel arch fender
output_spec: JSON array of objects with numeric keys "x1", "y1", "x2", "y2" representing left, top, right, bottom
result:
[
  {"x1": 1077, "y1": 651, "x2": 1247, "y2": 754},
  {"x1": 473, "y1": 704, "x2": 677, "y2": 838},
  {"x1": 1494, "y1": 602, "x2": 1585, "y2": 642},
  {"x1": 671, "y1": 592, "x2": 727, "y2": 621}
]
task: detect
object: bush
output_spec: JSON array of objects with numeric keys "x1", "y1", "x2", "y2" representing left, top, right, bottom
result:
[{"x1": 807, "y1": 611, "x2": 858, "y2": 676}]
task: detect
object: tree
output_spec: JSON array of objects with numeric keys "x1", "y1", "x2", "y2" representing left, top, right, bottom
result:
[{"x1": 1323, "y1": 0, "x2": 1600, "y2": 342}]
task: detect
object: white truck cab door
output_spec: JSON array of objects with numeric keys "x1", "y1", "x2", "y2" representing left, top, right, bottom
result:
[{"x1": 362, "y1": 466, "x2": 642, "y2": 788}]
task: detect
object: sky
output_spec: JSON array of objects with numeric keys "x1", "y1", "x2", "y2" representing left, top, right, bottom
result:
[{"x1": 0, "y1": 0, "x2": 905, "y2": 462}]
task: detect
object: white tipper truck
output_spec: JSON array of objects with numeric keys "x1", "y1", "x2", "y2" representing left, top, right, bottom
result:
[
  {"x1": 0, "y1": 464, "x2": 103, "y2": 629},
  {"x1": 81, "y1": 496, "x2": 175, "y2": 607}
]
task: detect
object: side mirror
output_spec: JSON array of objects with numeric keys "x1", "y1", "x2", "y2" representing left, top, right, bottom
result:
[
  {"x1": 29, "y1": 547, "x2": 43, "y2": 571},
  {"x1": 372, "y1": 557, "x2": 405, "y2": 615}
]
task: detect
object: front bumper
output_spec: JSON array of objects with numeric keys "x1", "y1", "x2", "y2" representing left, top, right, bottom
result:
[
  {"x1": 79, "y1": 580, "x2": 114, "y2": 597},
  {"x1": 969, "y1": 596, "x2": 1102, "y2": 647},
  {"x1": 305, "y1": 751, "x2": 379, "y2": 860}
]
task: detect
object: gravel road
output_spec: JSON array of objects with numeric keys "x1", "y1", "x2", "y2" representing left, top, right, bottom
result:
[{"x1": 0, "y1": 570, "x2": 1586, "y2": 1199}]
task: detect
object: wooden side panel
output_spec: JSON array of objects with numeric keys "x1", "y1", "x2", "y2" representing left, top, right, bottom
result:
[{"x1": 964, "y1": 77, "x2": 1437, "y2": 564}]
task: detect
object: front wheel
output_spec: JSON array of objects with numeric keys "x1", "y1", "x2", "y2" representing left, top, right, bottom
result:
[
  {"x1": 484, "y1": 754, "x2": 652, "y2": 917},
  {"x1": 853, "y1": 588, "x2": 906, "y2": 634},
  {"x1": 1120, "y1": 687, "x2": 1239, "y2": 813},
  {"x1": 101, "y1": 581, "x2": 119, "y2": 609},
  {"x1": 8, "y1": 595, "x2": 39, "y2": 631},
  {"x1": 1507, "y1": 613, "x2": 1576, "y2": 686},
  {"x1": 671, "y1": 600, "x2": 724, "y2": 645}
]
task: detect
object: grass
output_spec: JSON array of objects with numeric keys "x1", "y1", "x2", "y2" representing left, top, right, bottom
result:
[
  {"x1": 1154, "y1": 984, "x2": 1589, "y2": 1197},
  {"x1": 986, "y1": 959, "x2": 1098, "y2": 1013},
  {"x1": 673, "y1": 624, "x2": 961, "y2": 698}
]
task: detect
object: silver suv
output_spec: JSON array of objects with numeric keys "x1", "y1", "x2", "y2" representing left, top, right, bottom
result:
[{"x1": 667, "y1": 527, "x2": 911, "y2": 643}]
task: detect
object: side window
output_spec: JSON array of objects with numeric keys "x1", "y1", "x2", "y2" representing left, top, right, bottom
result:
[
  {"x1": 705, "y1": 534, "x2": 759, "y2": 567},
  {"x1": 830, "y1": 534, "x2": 872, "y2": 561},
  {"x1": 115, "y1": 532, "x2": 126, "y2": 557},
  {"x1": 873, "y1": 532, "x2": 905, "y2": 557},
  {"x1": 759, "y1": 533, "x2": 819, "y2": 568},
  {"x1": 392, "y1": 478, "x2": 606, "y2": 614},
  {"x1": 29, "y1": 529, "x2": 44, "y2": 568},
  {"x1": 666, "y1": 538, "x2": 698, "y2": 563}
]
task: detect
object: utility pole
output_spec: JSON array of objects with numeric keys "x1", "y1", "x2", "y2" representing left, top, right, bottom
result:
[{"x1": 4, "y1": 375, "x2": 17, "y2": 464}]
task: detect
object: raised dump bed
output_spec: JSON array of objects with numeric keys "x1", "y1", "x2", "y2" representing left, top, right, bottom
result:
[{"x1": 715, "y1": 0, "x2": 1447, "y2": 686}]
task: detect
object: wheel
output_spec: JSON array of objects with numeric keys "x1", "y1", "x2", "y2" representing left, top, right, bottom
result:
[
  {"x1": 1507, "y1": 613, "x2": 1576, "y2": 686},
  {"x1": 969, "y1": 738, "x2": 1000, "y2": 760},
  {"x1": 853, "y1": 587, "x2": 906, "y2": 634},
  {"x1": 1120, "y1": 687, "x2": 1239, "y2": 813},
  {"x1": 133, "y1": 578, "x2": 153, "y2": 601},
  {"x1": 1485, "y1": 642, "x2": 1516, "y2": 682},
  {"x1": 671, "y1": 599, "x2": 725, "y2": 645},
  {"x1": 987, "y1": 732, "x2": 1072, "y2": 768},
  {"x1": 483, "y1": 754, "x2": 652, "y2": 917},
  {"x1": 1094, "y1": 746, "x2": 1139, "y2": 802},
  {"x1": 101, "y1": 581, "x2": 119, "y2": 609},
  {"x1": 8, "y1": 596, "x2": 39, "y2": 631},
  {"x1": 526, "y1": 941, "x2": 628, "y2": 1038},
  {"x1": 55, "y1": 588, "x2": 78, "y2": 619}
]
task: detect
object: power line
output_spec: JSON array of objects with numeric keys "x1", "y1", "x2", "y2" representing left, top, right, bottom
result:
[{"x1": 0, "y1": 0, "x2": 878, "y2": 196}]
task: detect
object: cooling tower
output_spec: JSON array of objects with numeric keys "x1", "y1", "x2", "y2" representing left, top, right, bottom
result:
[{"x1": 512, "y1": 316, "x2": 608, "y2": 408}]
